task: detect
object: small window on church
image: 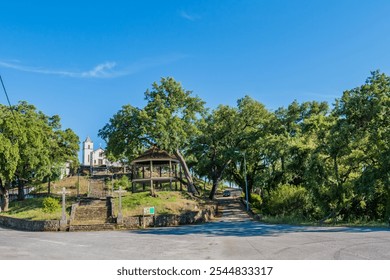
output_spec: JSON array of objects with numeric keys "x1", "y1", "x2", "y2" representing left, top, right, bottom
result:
[
  {"x1": 88, "y1": 145, "x2": 90, "y2": 149},
  {"x1": 88, "y1": 155, "x2": 90, "y2": 162}
]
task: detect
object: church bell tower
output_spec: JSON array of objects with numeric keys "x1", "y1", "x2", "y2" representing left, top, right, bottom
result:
[{"x1": 82, "y1": 136, "x2": 94, "y2": 166}]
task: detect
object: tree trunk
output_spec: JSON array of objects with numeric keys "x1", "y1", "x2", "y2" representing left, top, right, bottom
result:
[
  {"x1": 209, "y1": 177, "x2": 220, "y2": 200},
  {"x1": 209, "y1": 159, "x2": 232, "y2": 200},
  {"x1": 246, "y1": 174, "x2": 253, "y2": 202},
  {"x1": 333, "y1": 156, "x2": 340, "y2": 185},
  {"x1": 0, "y1": 178, "x2": 4, "y2": 212},
  {"x1": 174, "y1": 149, "x2": 198, "y2": 194},
  {"x1": 0, "y1": 180, "x2": 10, "y2": 212},
  {"x1": 18, "y1": 179, "x2": 25, "y2": 201}
]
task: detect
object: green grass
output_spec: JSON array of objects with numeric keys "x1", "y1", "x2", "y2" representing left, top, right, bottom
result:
[
  {"x1": 2, "y1": 190, "x2": 204, "y2": 220},
  {"x1": 256, "y1": 213, "x2": 388, "y2": 228},
  {"x1": 112, "y1": 191, "x2": 200, "y2": 216},
  {"x1": 319, "y1": 219, "x2": 388, "y2": 228},
  {"x1": 259, "y1": 215, "x2": 315, "y2": 226},
  {"x1": 2, "y1": 196, "x2": 74, "y2": 221}
]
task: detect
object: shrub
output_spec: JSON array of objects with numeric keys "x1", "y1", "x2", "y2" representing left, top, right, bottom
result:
[
  {"x1": 250, "y1": 193, "x2": 263, "y2": 210},
  {"x1": 266, "y1": 184, "x2": 312, "y2": 217},
  {"x1": 113, "y1": 175, "x2": 130, "y2": 191},
  {"x1": 42, "y1": 197, "x2": 61, "y2": 213}
]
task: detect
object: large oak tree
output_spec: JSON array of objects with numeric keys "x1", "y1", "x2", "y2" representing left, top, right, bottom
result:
[
  {"x1": 0, "y1": 102, "x2": 79, "y2": 210},
  {"x1": 99, "y1": 77, "x2": 205, "y2": 194}
]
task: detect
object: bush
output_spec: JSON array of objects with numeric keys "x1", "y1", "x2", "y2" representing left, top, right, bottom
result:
[
  {"x1": 250, "y1": 193, "x2": 263, "y2": 210},
  {"x1": 266, "y1": 184, "x2": 312, "y2": 217},
  {"x1": 42, "y1": 197, "x2": 61, "y2": 213},
  {"x1": 113, "y1": 175, "x2": 130, "y2": 191}
]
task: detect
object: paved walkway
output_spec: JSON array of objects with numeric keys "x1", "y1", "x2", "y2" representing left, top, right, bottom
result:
[{"x1": 216, "y1": 197, "x2": 251, "y2": 222}]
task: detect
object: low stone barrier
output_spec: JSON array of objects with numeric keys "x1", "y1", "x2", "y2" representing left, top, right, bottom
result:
[
  {"x1": 121, "y1": 205, "x2": 216, "y2": 229},
  {"x1": 0, "y1": 216, "x2": 60, "y2": 231},
  {"x1": 0, "y1": 203, "x2": 217, "y2": 231}
]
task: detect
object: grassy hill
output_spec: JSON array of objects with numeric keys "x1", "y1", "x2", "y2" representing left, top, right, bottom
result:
[
  {"x1": 2, "y1": 190, "x2": 205, "y2": 221},
  {"x1": 112, "y1": 191, "x2": 200, "y2": 217}
]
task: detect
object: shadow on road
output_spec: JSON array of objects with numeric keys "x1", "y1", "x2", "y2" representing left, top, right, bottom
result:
[
  {"x1": 131, "y1": 220, "x2": 390, "y2": 238},
  {"x1": 131, "y1": 196, "x2": 390, "y2": 237}
]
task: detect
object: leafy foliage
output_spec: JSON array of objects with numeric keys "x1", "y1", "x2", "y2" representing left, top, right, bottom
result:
[
  {"x1": 42, "y1": 197, "x2": 61, "y2": 213},
  {"x1": 99, "y1": 77, "x2": 205, "y2": 157},
  {"x1": 0, "y1": 101, "x2": 79, "y2": 210},
  {"x1": 113, "y1": 175, "x2": 131, "y2": 191},
  {"x1": 249, "y1": 193, "x2": 263, "y2": 209},
  {"x1": 99, "y1": 77, "x2": 206, "y2": 194},
  {"x1": 99, "y1": 71, "x2": 390, "y2": 223},
  {"x1": 191, "y1": 96, "x2": 273, "y2": 199},
  {"x1": 265, "y1": 185, "x2": 311, "y2": 216}
]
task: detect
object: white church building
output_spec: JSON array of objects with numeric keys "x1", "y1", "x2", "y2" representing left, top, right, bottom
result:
[{"x1": 82, "y1": 136, "x2": 113, "y2": 166}]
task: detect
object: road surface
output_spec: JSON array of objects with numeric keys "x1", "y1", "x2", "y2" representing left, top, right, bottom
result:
[{"x1": 1, "y1": 197, "x2": 390, "y2": 259}]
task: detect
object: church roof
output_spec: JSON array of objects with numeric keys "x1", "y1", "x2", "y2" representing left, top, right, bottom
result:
[
  {"x1": 84, "y1": 136, "x2": 92, "y2": 143},
  {"x1": 131, "y1": 146, "x2": 179, "y2": 165}
]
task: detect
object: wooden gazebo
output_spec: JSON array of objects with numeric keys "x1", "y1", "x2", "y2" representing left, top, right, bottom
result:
[{"x1": 131, "y1": 146, "x2": 182, "y2": 195}]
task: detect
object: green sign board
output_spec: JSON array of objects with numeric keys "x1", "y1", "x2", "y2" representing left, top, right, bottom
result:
[{"x1": 143, "y1": 207, "x2": 155, "y2": 215}]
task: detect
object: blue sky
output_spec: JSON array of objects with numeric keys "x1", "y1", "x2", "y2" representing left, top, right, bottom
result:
[{"x1": 1, "y1": 0, "x2": 390, "y2": 157}]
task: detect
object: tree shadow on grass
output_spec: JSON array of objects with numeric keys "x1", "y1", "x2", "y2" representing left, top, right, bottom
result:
[
  {"x1": 7, "y1": 198, "x2": 45, "y2": 214},
  {"x1": 131, "y1": 220, "x2": 390, "y2": 237}
]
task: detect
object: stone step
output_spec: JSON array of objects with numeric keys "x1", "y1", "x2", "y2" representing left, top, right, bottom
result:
[
  {"x1": 69, "y1": 223, "x2": 116, "y2": 232},
  {"x1": 79, "y1": 198, "x2": 107, "y2": 206},
  {"x1": 74, "y1": 206, "x2": 108, "y2": 221}
]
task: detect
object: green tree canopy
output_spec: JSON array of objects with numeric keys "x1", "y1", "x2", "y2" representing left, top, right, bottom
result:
[
  {"x1": 99, "y1": 77, "x2": 205, "y2": 193},
  {"x1": 0, "y1": 101, "x2": 79, "y2": 209},
  {"x1": 191, "y1": 96, "x2": 273, "y2": 199}
]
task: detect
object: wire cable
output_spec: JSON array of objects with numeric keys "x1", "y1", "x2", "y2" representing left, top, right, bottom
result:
[{"x1": 0, "y1": 74, "x2": 22, "y2": 133}]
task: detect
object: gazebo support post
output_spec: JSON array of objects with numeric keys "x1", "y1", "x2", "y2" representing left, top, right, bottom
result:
[
  {"x1": 159, "y1": 166, "x2": 163, "y2": 189},
  {"x1": 169, "y1": 160, "x2": 172, "y2": 191},
  {"x1": 132, "y1": 165, "x2": 136, "y2": 193},
  {"x1": 142, "y1": 166, "x2": 146, "y2": 191},
  {"x1": 179, "y1": 165, "x2": 183, "y2": 191},
  {"x1": 175, "y1": 165, "x2": 178, "y2": 191},
  {"x1": 150, "y1": 160, "x2": 154, "y2": 196}
]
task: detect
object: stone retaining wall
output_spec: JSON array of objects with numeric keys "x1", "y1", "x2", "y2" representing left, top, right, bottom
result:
[
  {"x1": 0, "y1": 203, "x2": 217, "y2": 231},
  {"x1": 121, "y1": 205, "x2": 216, "y2": 229},
  {"x1": 0, "y1": 216, "x2": 60, "y2": 231}
]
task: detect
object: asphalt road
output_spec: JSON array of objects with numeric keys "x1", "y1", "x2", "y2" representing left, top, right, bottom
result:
[{"x1": 1, "y1": 197, "x2": 390, "y2": 260}]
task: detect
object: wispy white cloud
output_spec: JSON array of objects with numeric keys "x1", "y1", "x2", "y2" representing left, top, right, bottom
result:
[
  {"x1": 179, "y1": 10, "x2": 201, "y2": 21},
  {"x1": 0, "y1": 55, "x2": 187, "y2": 78},
  {"x1": 0, "y1": 60, "x2": 119, "y2": 78},
  {"x1": 80, "y1": 62, "x2": 118, "y2": 78}
]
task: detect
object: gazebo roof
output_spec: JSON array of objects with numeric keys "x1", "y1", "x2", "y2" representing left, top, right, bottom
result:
[{"x1": 131, "y1": 146, "x2": 179, "y2": 165}]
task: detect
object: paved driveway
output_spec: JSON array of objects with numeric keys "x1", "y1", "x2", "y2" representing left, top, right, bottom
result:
[{"x1": 1, "y1": 198, "x2": 390, "y2": 259}]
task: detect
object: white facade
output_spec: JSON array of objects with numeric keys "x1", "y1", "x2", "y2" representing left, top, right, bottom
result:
[
  {"x1": 91, "y1": 147, "x2": 109, "y2": 166},
  {"x1": 82, "y1": 137, "x2": 109, "y2": 166}
]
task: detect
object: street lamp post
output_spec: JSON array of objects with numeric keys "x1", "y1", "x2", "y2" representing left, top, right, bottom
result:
[{"x1": 243, "y1": 152, "x2": 249, "y2": 212}]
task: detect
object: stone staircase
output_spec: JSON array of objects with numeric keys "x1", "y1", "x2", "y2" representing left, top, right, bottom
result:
[{"x1": 69, "y1": 198, "x2": 116, "y2": 231}]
